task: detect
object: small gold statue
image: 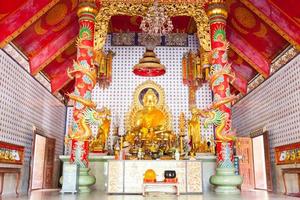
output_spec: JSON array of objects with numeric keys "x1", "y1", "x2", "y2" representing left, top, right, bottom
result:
[
  {"x1": 188, "y1": 108, "x2": 202, "y2": 153},
  {"x1": 188, "y1": 107, "x2": 215, "y2": 154},
  {"x1": 90, "y1": 107, "x2": 111, "y2": 152},
  {"x1": 179, "y1": 112, "x2": 186, "y2": 154}
]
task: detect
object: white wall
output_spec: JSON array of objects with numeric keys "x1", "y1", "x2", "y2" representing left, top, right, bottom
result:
[
  {"x1": 232, "y1": 54, "x2": 300, "y2": 193},
  {"x1": 0, "y1": 47, "x2": 66, "y2": 195}
]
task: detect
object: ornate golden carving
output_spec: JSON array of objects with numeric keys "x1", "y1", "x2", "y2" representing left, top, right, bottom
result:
[
  {"x1": 95, "y1": 2, "x2": 211, "y2": 51},
  {"x1": 179, "y1": 112, "x2": 186, "y2": 154},
  {"x1": 90, "y1": 107, "x2": 111, "y2": 152},
  {"x1": 207, "y1": 7, "x2": 228, "y2": 19},
  {"x1": 206, "y1": 0, "x2": 228, "y2": 19},
  {"x1": 122, "y1": 81, "x2": 177, "y2": 159},
  {"x1": 101, "y1": 0, "x2": 205, "y2": 3}
]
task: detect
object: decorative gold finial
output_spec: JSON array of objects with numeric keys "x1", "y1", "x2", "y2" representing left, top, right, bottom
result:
[
  {"x1": 77, "y1": 1, "x2": 99, "y2": 17},
  {"x1": 206, "y1": 0, "x2": 228, "y2": 19}
]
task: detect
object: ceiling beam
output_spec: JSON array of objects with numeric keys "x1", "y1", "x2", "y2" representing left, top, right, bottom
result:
[
  {"x1": 51, "y1": 75, "x2": 73, "y2": 95},
  {"x1": 0, "y1": 0, "x2": 59, "y2": 48},
  {"x1": 46, "y1": 57, "x2": 75, "y2": 94},
  {"x1": 29, "y1": 24, "x2": 77, "y2": 75},
  {"x1": 231, "y1": 67, "x2": 248, "y2": 95},
  {"x1": 228, "y1": 26, "x2": 270, "y2": 78},
  {"x1": 241, "y1": 0, "x2": 300, "y2": 51},
  {"x1": 229, "y1": 49, "x2": 257, "y2": 81}
]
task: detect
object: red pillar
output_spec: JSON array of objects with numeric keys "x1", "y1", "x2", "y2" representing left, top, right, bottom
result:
[
  {"x1": 68, "y1": 1, "x2": 99, "y2": 168},
  {"x1": 207, "y1": 0, "x2": 235, "y2": 169},
  {"x1": 207, "y1": 0, "x2": 242, "y2": 193}
]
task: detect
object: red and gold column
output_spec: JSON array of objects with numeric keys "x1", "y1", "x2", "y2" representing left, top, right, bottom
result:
[
  {"x1": 68, "y1": 1, "x2": 99, "y2": 168},
  {"x1": 207, "y1": 0, "x2": 242, "y2": 193}
]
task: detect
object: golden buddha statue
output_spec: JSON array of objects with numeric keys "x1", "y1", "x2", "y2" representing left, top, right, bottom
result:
[
  {"x1": 124, "y1": 80, "x2": 175, "y2": 159},
  {"x1": 133, "y1": 89, "x2": 167, "y2": 131}
]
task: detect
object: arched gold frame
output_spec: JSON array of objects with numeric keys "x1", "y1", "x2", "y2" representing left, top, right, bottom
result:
[
  {"x1": 125, "y1": 80, "x2": 172, "y2": 131},
  {"x1": 94, "y1": 1, "x2": 210, "y2": 51},
  {"x1": 133, "y1": 80, "x2": 165, "y2": 109}
]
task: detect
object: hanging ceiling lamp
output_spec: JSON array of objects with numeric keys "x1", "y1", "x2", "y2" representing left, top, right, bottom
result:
[
  {"x1": 133, "y1": 0, "x2": 173, "y2": 77},
  {"x1": 133, "y1": 34, "x2": 166, "y2": 76}
]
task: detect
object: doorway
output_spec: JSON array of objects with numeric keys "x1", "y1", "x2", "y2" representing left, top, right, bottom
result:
[
  {"x1": 31, "y1": 134, "x2": 46, "y2": 190},
  {"x1": 251, "y1": 131, "x2": 273, "y2": 191},
  {"x1": 252, "y1": 135, "x2": 267, "y2": 190},
  {"x1": 30, "y1": 130, "x2": 56, "y2": 191},
  {"x1": 237, "y1": 131, "x2": 273, "y2": 191}
]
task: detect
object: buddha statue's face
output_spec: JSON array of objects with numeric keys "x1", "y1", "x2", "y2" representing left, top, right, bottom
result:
[{"x1": 143, "y1": 89, "x2": 158, "y2": 108}]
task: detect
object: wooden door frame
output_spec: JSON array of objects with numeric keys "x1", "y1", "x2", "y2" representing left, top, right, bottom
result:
[
  {"x1": 43, "y1": 137, "x2": 56, "y2": 189},
  {"x1": 250, "y1": 129, "x2": 273, "y2": 191},
  {"x1": 29, "y1": 128, "x2": 47, "y2": 192},
  {"x1": 29, "y1": 128, "x2": 56, "y2": 191},
  {"x1": 236, "y1": 137, "x2": 255, "y2": 191}
]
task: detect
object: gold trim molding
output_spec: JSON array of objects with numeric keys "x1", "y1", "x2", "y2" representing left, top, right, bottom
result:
[{"x1": 94, "y1": 1, "x2": 211, "y2": 51}]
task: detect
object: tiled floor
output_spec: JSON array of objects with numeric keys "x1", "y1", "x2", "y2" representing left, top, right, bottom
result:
[{"x1": 1, "y1": 190, "x2": 298, "y2": 200}]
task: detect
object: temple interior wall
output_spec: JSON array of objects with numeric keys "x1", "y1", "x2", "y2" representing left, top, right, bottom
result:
[
  {"x1": 232, "y1": 54, "x2": 300, "y2": 193},
  {"x1": 0, "y1": 47, "x2": 66, "y2": 195},
  {"x1": 65, "y1": 34, "x2": 214, "y2": 154}
]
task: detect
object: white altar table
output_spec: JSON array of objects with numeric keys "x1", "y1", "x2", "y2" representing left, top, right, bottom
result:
[
  {"x1": 59, "y1": 155, "x2": 216, "y2": 193},
  {"x1": 107, "y1": 160, "x2": 207, "y2": 194}
]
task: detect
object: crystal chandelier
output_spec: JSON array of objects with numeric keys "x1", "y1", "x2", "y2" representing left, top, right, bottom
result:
[{"x1": 140, "y1": 1, "x2": 174, "y2": 36}]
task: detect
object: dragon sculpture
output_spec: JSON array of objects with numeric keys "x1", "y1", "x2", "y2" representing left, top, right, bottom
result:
[
  {"x1": 66, "y1": 107, "x2": 111, "y2": 143},
  {"x1": 65, "y1": 33, "x2": 111, "y2": 143},
  {"x1": 191, "y1": 100, "x2": 236, "y2": 143},
  {"x1": 190, "y1": 39, "x2": 237, "y2": 142}
]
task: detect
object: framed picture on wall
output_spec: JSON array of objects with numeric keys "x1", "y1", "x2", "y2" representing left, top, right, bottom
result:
[
  {"x1": 275, "y1": 142, "x2": 300, "y2": 165},
  {"x1": 0, "y1": 141, "x2": 25, "y2": 165}
]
